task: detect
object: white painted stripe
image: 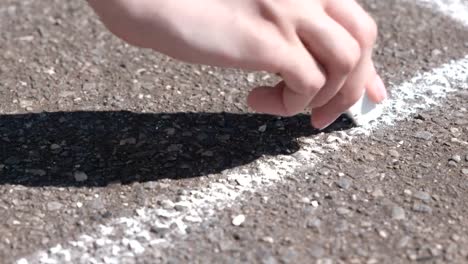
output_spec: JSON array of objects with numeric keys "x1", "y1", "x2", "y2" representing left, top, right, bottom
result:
[
  {"x1": 17, "y1": 0, "x2": 468, "y2": 262},
  {"x1": 414, "y1": 0, "x2": 468, "y2": 26},
  {"x1": 19, "y1": 56, "x2": 468, "y2": 264}
]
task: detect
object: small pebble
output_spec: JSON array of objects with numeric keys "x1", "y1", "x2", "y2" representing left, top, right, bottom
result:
[
  {"x1": 150, "y1": 226, "x2": 170, "y2": 236},
  {"x1": 128, "y1": 240, "x2": 144, "y2": 254},
  {"x1": 412, "y1": 203, "x2": 432, "y2": 214},
  {"x1": 414, "y1": 131, "x2": 433, "y2": 141},
  {"x1": 389, "y1": 149, "x2": 400, "y2": 158},
  {"x1": 336, "y1": 207, "x2": 351, "y2": 215},
  {"x1": 159, "y1": 199, "x2": 175, "y2": 209},
  {"x1": 413, "y1": 191, "x2": 431, "y2": 202},
  {"x1": 235, "y1": 177, "x2": 251, "y2": 187},
  {"x1": 47, "y1": 201, "x2": 63, "y2": 211},
  {"x1": 319, "y1": 168, "x2": 330, "y2": 176},
  {"x1": 397, "y1": 236, "x2": 411, "y2": 248},
  {"x1": 326, "y1": 135, "x2": 344, "y2": 144},
  {"x1": 462, "y1": 168, "x2": 468, "y2": 176},
  {"x1": 165, "y1": 128, "x2": 176, "y2": 135},
  {"x1": 378, "y1": 230, "x2": 389, "y2": 239},
  {"x1": 336, "y1": 177, "x2": 352, "y2": 190},
  {"x1": 392, "y1": 206, "x2": 406, "y2": 220},
  {"x1": 155, "y1": 209, "x2": 174, "y2": 219},
  {"x1": 50, "y1": 144, "x2": 61, "y2": 150},
  {"x1": 372, "y1": 189, "x2": 384, "y2": 198},
  {"x1": 431, "y1": 48, "x2": 442, "y2": 56},
  {"x1": 306, "y1": 218, "x2": 321, "y2": 230},
  {"x1": 174, "y1": 202, "x2": 190, "y2": 212},
  {"x1": 246, "y1": 73, "x2": 256, "y2": 83},
  {"x1": 94, "y1": 238, "x2": 106, "y2": 248},
  {"x1": 73, "y1": 171, "x2": 88, "y2": 182},
  {"x1": 261, "y1": 236, "x2": 274, "y2": 244},
  {"x1": 184, "y1": 215, "x2": 202, "y2": 223},
  {"x1": 449, "y1": 127, "x2": 461, "y2": 136},
  {"x1": 232, "y1": 214, "x2": 246, "y2": 226},
  {"x1": 311, "y1": 201, "x2": 319, "y2": 207},
  {"x1": 450, "y1": 155, "x2": 462, "y2": 163},
  {"x1": 448, "y1": 161, "x2": 458, "y2": 167}
]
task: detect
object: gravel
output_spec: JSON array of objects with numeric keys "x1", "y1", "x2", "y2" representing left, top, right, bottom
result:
[
  {"x1": 412, "y1": 203, "x2": 433, "y2": 214},
  {"x1": 73, "y1": 171, "x2": 88, "y2": 182},
  {"x1": 391, "y1": 206, "x2": 406, "y2": 220},
  {"x1": 47, "y1": 202, "x2": 64, "y2": 211},
  {"x1": 336, "y1": 177, "x2": 352, "y2": 190},
  {"x1": 306, "y1": 218, "x2": 322, "y2": 231},
  {"x1": 232, "y1": 215, "x2": 246, "y2": 226},
  {"x1": 159, "y1": 200, "x2": 175, "y2": 209},
  {"x1": 450, "y1": 155, "x2": 462, "y2": 163},
  {"x1": 414, "y1": 131, "x2": 433, "y2": 141},
  {"x1": 389, "y1": 149, "x2": 400, "y2": 158},
  {"x1": 413, "y1": 191, "x2": 431, "y2": 202},
  {"x1": 462, "y1": 168, "x2": 468, "y2": 176},
  {"x1": 336, "y1": 207, "x2": 351, "y2": 216}
]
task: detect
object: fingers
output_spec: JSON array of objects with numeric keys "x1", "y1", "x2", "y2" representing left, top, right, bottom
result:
[
  {"x1": 311, "y1": 49, "x2": 373, "y2": 129},
  {"x1": 249, "y1": 0, "x2": 386, "y2": 124},
  {"x1": 311, "y1": 0, "x2": 385, "y2": 129},
  {"x1": 297, "y1": 13, "x2": 361, "y2": 109},
  {"x1": 247, "y1": 82, "x2": 288, "y2": 116},
  {"x1": 248, "y1": 45, "x2": 326, "y2": 116},
  {"x1": 365, "y1": 62, "x2": 387, "y2": 103}
]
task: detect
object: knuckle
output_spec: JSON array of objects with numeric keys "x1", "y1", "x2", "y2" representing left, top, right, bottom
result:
[
  {"x1": 335, "y1": 45, "x2": 361, "y2": 74},
  {"x1": 280, "y1": 65, "x2": 324, "y2": 97},
  {"x1": 355, "y1": 16, "x2": 378, "y2": 48}
]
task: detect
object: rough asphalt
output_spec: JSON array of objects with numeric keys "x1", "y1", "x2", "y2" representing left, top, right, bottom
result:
[{"x1": 0, "y1": 0, "x2": 467, "y2": 263}]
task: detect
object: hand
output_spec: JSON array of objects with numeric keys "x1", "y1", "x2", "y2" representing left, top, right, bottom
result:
[{"x1": 88, "y1": 0, "x2": 387, "y2": 129}]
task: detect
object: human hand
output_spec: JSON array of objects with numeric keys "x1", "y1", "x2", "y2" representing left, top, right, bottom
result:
[{"x1": 88, "y1": 0, "x2": 387, "y2": 129}]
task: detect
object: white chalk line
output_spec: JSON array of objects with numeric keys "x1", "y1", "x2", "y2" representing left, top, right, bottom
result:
[
  {"x1": 16, "y1": 0, "x2": 468, "y2": 263},
  {"x1": 411, "y1": 0, "x2": 468, "y2": 26}
]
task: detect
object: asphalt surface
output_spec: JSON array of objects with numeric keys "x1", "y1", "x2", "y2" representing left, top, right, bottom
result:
[{"x1": 1, "y1": 0, "x2": 468, "y2": 263}]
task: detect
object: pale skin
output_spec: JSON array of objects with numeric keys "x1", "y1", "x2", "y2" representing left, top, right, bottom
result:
[{"x1": 87, "y1": 0, "x2": 387, "y2": 129}]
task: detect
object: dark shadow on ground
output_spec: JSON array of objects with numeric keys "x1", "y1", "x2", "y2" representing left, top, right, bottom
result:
[{"x1": 0, "y1": 111, "x2": 353, "y2": 187}]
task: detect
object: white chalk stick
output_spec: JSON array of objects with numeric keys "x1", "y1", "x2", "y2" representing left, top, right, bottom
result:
[{"x1": 345, "y1": 92, "x2": 384, "y2": 127}]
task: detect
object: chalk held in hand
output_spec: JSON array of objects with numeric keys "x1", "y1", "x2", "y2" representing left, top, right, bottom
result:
[{"x1": 345, "y1": 92, "x2": 384, "y2": 127}]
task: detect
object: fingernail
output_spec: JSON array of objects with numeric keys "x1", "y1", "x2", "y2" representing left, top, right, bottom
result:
[
  {"x1": 375, "y1": 75, "x2": 387, "y2": 102},
  {"x1": 312, "y1": 114, "x2": 340, "y2": 130}
]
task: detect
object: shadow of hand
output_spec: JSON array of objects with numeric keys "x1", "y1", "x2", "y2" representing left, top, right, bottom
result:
[{"x1": 0, "y1": 111, "x2": 352, "y2": 187}]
